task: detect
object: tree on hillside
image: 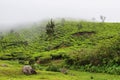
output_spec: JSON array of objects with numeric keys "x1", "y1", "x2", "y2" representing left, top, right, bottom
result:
[{"x1": 46, "y1": 19, "x2": 55, "y2": 37}]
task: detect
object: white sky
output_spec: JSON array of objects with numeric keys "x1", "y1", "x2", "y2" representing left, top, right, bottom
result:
[{"x1": 0, "y1": 0, "x2": 120, "y2": 29}]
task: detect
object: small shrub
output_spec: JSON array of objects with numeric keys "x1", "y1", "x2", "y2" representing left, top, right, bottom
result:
[
  {"x1": 60, "y1": 68, "x2": 68, "y2": 74},
  {"x1": 46, "y1": 64, "x2": 60, "y2": 72},
  {"x1": 33, "y1": 64, "x2": 44, "y2": 70},
  {"x1": 50, "y1": 52, "x2": 66, "y2": 60},
  {"x1": 19, "y1": 60, "x2": 25, "y2": 64},
  {"x1": 36, "y1": 56, "x2": 52, "y2": 64},
  {"x1": 29, "y1": 58, "x2": 35, "y2": 65},
  {"x1": 11, "y1": 52, "x2": 30, "y2": 60},
  {"x1": 0, "y1": 54, "x2": 13, "y2": 60},
  {"x1": 18, "y1": 60, "x2": 29, "y2": 65},
  {"x1": 0, "y1": 52, "x2": 31, "y2": 61}
]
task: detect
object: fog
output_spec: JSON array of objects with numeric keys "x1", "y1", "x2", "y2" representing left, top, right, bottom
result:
[{"x1": 0, "y1": 0, "x2": 120, "y2": 31}]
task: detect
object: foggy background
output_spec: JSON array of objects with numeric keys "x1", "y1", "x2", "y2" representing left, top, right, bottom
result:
[{"x1": 0, "y1": 0, "x2": 120, "y2": 31}]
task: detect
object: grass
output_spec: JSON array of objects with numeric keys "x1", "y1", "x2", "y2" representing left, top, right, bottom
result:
[
  {"x1": 1, "y1": 21, "x2": 120, "y2": 79},
  {"x1": 0, "y1": 60, "x2": 120, "y2": 80}
]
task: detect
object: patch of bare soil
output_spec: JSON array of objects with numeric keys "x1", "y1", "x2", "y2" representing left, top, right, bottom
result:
[{"x1": 72, "y1": 31, "x2": 96, "y2": 37}]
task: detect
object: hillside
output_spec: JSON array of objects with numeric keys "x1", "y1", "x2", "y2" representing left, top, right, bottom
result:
[{"x1": 0, "y1": 20, "x2": 120, "y2": 79}]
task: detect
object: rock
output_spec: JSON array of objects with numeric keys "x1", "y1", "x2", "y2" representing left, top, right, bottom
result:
[
  {"x1": 31, "y1": 68, "x2": 37, "y2": 74},
  {"x1": 22, "y1": 65, "x2": 37, "y2": 75}
]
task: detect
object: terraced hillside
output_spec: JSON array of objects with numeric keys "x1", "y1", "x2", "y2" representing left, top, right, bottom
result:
[{"x1": 0, "y1": 20, "x2": 120, "y2": 79}]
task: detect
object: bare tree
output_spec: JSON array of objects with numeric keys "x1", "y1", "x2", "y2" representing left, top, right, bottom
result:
[{"x1": 100, "y1": 16, "x2": 106, "y2": 22}]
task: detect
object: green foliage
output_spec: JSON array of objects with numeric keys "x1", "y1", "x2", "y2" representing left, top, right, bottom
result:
[
  {"x1": 28, "y1": 58, "x2": 35, "y2": 65},
  {"x1": 78, "y1": 64, "x2": 120, "y2": 75},
  {"x1": 0, "y1": 54, "x2": 13, "y2": 60},
  {"x1": 36, "y1": 56, "x2": 52, "y2": 64},
  {"x1": 18, "y1": 60, "x2": 29, "y2": 65},
  {"x1": 32, "y1": 63, "x2": 44, "y2": 70},
  {"x1": 11, "y1": 52, "x2": 30, "y2": 60},
  {"x1": 1, "y1": 20, "x2": 120, "y2": 75},
  {"x1": 0, "y1": 52, "x2": 31, "y2": 61},
  {"x1": 46, "y1": 64, "x2": 60, "y2": 72},
  {"x1": 50, "y1": 52, "x2": 66, "y2": 60},
  {"x1": 1, "y1": 60, "x2": 120, "y2": 80},
  {"x1": 46, "y1": 19, "x2": 55, "y2": 37}
]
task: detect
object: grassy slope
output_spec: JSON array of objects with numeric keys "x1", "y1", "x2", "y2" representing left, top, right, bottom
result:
[
  {"x1": 0, "y1": 60, "x2": 120, "y2": 80},
  {"x1": 1, "y1": 21, "x2": 120, "y2": 54},
  {"x1": 1, "y1": 21, "x2": 120, "y2": 79}
]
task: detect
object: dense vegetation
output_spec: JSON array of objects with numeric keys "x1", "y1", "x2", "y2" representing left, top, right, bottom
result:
[{"x1": 0, "y1": 19, "x2": 120, "y2": 79}]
